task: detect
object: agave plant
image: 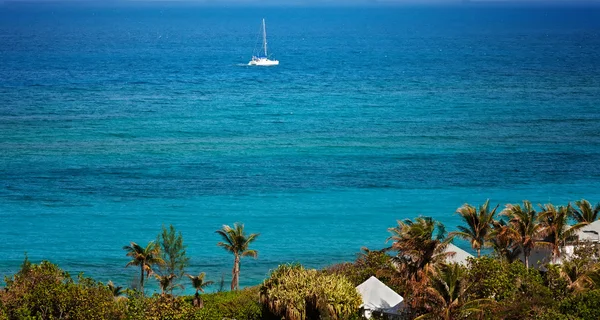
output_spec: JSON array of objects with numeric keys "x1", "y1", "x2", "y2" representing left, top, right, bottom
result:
[{"x1": 259, "y1": 264, "x2": 361, "y2": 320}]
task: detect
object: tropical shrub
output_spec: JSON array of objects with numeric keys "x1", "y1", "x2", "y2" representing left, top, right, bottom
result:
[
  {"x1": 466, "y1": 256, "x2": 547, "y2": 301},
  {"x1": 558, "y1": 290, "x2": 600, "y2": 320},
  {"x1": 260, "y1": 264, "x2": 362, "y2": 320},
  {"x1": 192, "y1": 287, "x2": 263, "y2": 320},
  {"x1": 0, "y1": 260, "x2": 125, "y2": 319}
]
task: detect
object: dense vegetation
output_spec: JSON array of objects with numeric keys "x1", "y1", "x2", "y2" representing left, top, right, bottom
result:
[{"x1": 1, "y1": 199, "x2": 599, "y2": 319}]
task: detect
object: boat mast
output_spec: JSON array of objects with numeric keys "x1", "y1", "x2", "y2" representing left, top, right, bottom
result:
[{"x1": 262, "y1": 18, "x2": 268, "y2": 57}]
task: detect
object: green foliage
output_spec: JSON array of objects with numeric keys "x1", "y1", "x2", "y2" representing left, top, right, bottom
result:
[
  {"x1": 466, "y1": 256, "x2": 547, "y2": 301},
  {"x1": 544, "y1": 264, "x2": 570, "y2": 299},
  {"x1": 558, "y1": 290, "x2": 600, "y2": 320},
  {"x1": 260, "y1": 264, "x2": 361, "y2": 320},
  {"x1": 194, "y1": 287, "x2": 263, "y2": 320},
  {"x1": 415, "y1": 263, "x2": 490, "y2": 320},
  {"x1": 0, "y1": 260, "x2": 125, "y2": 320},
  {"x1": 156, "y1": 224, "x2": 190, "y2": 292},
  {"x1": 532, "y1": 307, "x2": 581, "y2": 320}
]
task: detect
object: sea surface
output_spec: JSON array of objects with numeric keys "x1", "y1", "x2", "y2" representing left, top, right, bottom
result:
[{"x1": 1, "y1": 2, "x2": 600, "y2": 292}]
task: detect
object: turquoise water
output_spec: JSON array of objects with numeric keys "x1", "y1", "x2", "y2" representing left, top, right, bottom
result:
[{"x1": 1, "y1": 3, "x2": 600, "y2": 291}]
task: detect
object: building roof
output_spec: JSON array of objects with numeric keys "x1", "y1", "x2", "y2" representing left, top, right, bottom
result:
[
  {"x1": 356, "y1": 276, "x2": 404, "y2": 314},
  {"x1": 445, "y1": 243, "x2": 474, "y2": 265},
  {"x1": 577, "y1": 220, "x2": 600, "y2": 242}
]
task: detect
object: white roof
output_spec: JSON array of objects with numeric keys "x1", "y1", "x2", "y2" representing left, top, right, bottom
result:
[
  {"x1": 577, "y1": 220, "x2": 600, "y2": 242},
  {"x1": 445, "y1": 243, "x2": 474, "y2": 265},
  {"x1": 356, "y1": 276, "x2": 404, "y2": 314}
]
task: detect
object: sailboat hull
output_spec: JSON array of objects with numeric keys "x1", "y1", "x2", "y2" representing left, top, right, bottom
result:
[{"x1": 248, "y1": 58, "x2": 279, "y2": 66}]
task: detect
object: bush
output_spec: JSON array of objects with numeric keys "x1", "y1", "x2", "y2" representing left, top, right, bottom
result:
[
  {"x1": 558, "y1": 290, "x2": 600, "y2": 320},
  {"x1": 260, "y1": 264, "x2": 362, "y2": 320},
  {"x1": 190, "y1": 287, "x2": 263, "y2": 320},
  {"x1": 0, "y1": 260, "x2": 125, "y2": 319}
]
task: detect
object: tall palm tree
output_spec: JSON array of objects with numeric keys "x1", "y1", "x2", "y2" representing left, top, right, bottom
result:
[
  {"x1": 123, "y1": 241, "x2": 164, "y2": 295},
  {"x1": 449, "y1": 200, "x2": 498, "y2": 257},
  {"x1": 502, "y1": 201, "x2": 544, "y2": 268},
  {"x1": 539, "y1": 203, "x2": 585, "y2": 263},
  {"x1": 414, "y1": 263, "x2": 490, "y2": 320},
  {"x1": 488, "y1": 219, "x2": 522, "y2": 263},
  {"x1": 187, "y1": 272, "x2": 214, "y2": 307},
  {"x1": 216, "y1": 223, "x2": 259, "y2": 291},
  {"x1": 387, "y1": 217, "x2": 453, "y2": 282},
  {"x1": 571, "y1": 199, "x2": 600, "y2": 224}
]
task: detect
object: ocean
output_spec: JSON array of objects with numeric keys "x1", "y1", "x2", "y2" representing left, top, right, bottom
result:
[{"x1": 1, "y1": 2, "x2": 600, "y2": 292}]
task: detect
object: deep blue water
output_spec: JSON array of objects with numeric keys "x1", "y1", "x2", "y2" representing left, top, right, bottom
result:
[{"x1": 1, "y1": 3, "x2": 600, "y2": 292}]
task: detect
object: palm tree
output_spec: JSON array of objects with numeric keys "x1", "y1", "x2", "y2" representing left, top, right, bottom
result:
[
  {"x1": 387, "y1": 217, "x2": 453, "y2": 282},
  {"x1": 216, "y1": 223, "x2": 260, "y2": 291},
  {"x1": 123, "y1": 241, "x2": 164, "y2": 295},
  {"x1": 414, "y1": 263, "x2": 490, "y2": 320},
  {"x1": 449, "y1": 200, "x2": 498, "y2": 257},
  {"x1": 539, "y1": 203, "x2": 585, "y2": 263},
  {"x1": 502, "y1": 201, "x2": 544, "y2": 268},
  {"x1": 187, "y1": 272, "x2": 214, "y2": 307},
  {"x1": 559, "y1": 260, "x2": 594, "y2": 292},
  {"x1": 571, "y1": 199, "x2": 600, "y2": 224},
  {"x1": 488, "y1": 219, "x2": 522, "y2": 263},
  {"x1": 154, "y1": 273, "x2": 181, "y2": 297},
  {"x1": 107, "y1": 281, "x2": 124, "y2": 301}
]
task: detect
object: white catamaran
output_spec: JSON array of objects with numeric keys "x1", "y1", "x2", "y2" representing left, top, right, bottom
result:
[{"x1": 248, "y1": 19, "x2": 279, "y2": 66}]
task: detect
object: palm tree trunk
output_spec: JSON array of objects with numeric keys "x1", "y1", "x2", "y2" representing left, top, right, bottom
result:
[
  {"x1": 524, "y1": 252, "x2": 529, "y2": 269},
  {"x1": 140, "y1": 264, "x2": 145, "y2": 295},
  {"x1": 232, "y1": 254, "x2": 240, "y2": 291},
  {"x1": 477, "y1": 248, "x2": 481, "y2": 258}
]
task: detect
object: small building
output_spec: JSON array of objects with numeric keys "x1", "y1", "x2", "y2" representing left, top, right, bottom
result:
[
  {"x1": 577, "y1": 220, "x2": 600, "y2": 242},
  {"x1": 356, "y1": 276, "x2": 405, "y2": 319},
  {"x1": 445, "y1": 243, "x2": 474, "y2": 265}
]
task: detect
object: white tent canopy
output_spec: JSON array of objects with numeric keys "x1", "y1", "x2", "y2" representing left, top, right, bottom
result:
[
  {"x1": 445, "y1": 243, "x2": 474, "y2": 265},
  {"x1": 577, "y1": 220, "x2": 600, "y2": 242},
  {"x1": 356, "y1": 276, "x2": 404, "y2": 318}
]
